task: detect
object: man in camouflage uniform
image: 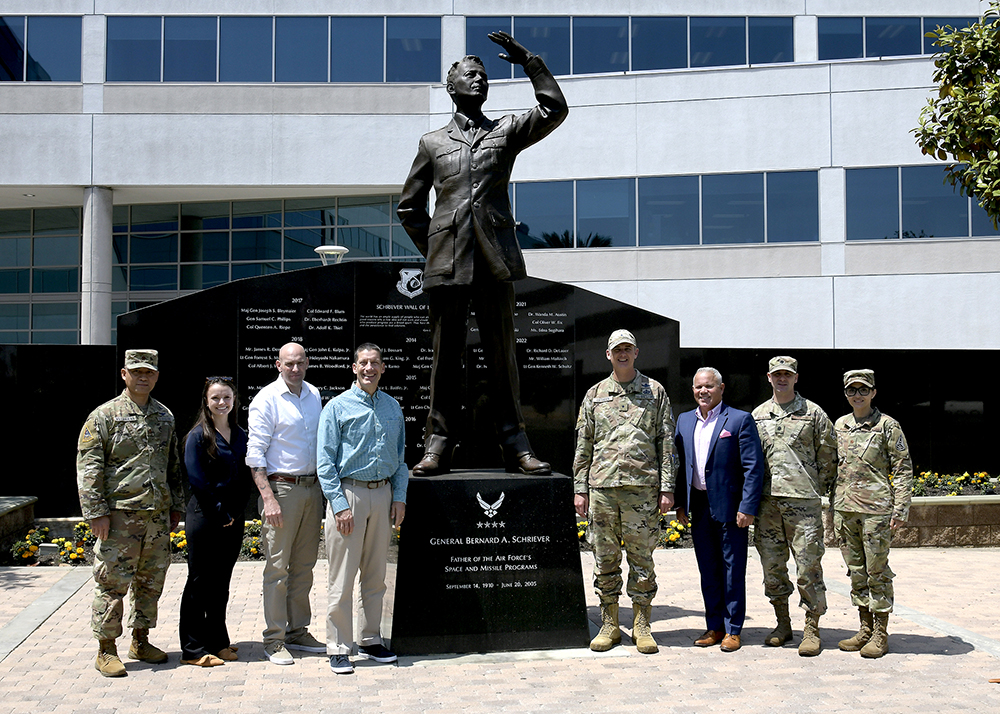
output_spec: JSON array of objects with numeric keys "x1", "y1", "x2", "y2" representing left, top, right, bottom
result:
[
  {"x1": 752, "y1": 356, "x2": 837, "y2": 656},
  {"x1": 834, "y1": 369, "x2": 913, "y2": 659},
  {"x1": 77, "y1": 349, "x2": 184, "y2": 677},
  {"x1": 573, "y1": 329, "x2": 676, "y2": 654}
]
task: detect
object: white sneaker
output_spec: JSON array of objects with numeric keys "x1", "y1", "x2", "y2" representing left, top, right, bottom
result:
[
  {"x1": 285, "y1": 632, "x2": 326, "y2": 653},
  {"x1": 264, "y1": 642, "x2": 294, "y2": 665}
]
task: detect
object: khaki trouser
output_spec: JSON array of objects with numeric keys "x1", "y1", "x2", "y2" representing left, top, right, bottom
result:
[{"x1": 325, "y1": 480, "x2": 393, "y2": 655}]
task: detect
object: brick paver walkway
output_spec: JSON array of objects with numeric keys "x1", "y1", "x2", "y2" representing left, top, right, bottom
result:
[{"x1": 0, "y1": 547, "x2": 997, "y2": 713}]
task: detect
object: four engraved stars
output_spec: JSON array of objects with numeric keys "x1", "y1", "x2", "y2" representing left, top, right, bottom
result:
[{"x1": 477, "y1": 521, "x2": 506, "y2": 529}]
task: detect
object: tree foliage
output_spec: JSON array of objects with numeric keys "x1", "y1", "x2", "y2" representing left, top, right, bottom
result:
[{"x1": 914, "y1": 5, "x2": 1000, "y2": 226}]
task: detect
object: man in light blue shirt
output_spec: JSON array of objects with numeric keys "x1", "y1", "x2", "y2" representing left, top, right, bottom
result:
[{"x1": 317, "y1": 342, "x2": 408, "y2": 675}]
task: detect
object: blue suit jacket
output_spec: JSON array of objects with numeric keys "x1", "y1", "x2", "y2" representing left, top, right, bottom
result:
[{"x1": 674, "y1": 403, "x2": 764, "y2": 523}]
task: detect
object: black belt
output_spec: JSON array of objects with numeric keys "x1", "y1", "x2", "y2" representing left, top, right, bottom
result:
[{"x1": 341, "y1": 477, "x2": 389, "y2": 489}]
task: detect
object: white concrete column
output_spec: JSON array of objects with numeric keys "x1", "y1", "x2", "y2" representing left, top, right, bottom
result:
[
  {"x1": 81, "y1": 186, "x2": 113, "y2": 345},
  {"x1": 441, "y1": 14, "x2": 466, "y2": 84},
  {"x1": 819, "y1": 167, "x2": 846, "y2": 276},
  {"x1": 81, "y1": 13, "x2": 105, "y2": 114},
  {"x1": 795, "y1": 15, "x2": 818, "y2": 63}
]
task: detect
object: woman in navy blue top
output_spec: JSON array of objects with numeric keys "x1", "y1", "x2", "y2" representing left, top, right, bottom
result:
[{"x1": 179, "y1": 377, "x2": 251, "y2": 666}]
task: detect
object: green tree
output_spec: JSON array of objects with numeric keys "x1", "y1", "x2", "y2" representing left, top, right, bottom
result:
[{"x1": 914, "y1": 6, "x2": 1000, "y2": 226}]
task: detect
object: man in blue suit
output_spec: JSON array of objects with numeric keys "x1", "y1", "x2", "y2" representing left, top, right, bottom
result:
[{"x1": 670, "y1": 367, "x2": 764, "y2": 652}]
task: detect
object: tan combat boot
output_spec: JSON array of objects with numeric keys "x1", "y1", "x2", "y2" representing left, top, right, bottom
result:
[
  {"x1": 860, "y1": 612, "x2": 889, "y2": 658},
  {"x1": 589, "y1": 601, "x2": 622, "y2": 652},
  {"x1": 765, "y1": 599, "x2": 793, "y2": 647},
  {"x1": 95, "y1": 639, "x2": 127, "y2": 677},
  {"x1": 632, "y1": 603, "x2": 658, "y2": 654},
  {"x1": 128, "y1": 628, "x2": 168, "y2": 664},
  {"x1": 798, "y1": 612, "x2": 822, "y2": 657},
  {"x1": 838, "y1": 606, "x2": 873, "y2": 651}
]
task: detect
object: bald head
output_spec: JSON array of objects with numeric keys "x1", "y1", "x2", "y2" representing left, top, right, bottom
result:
[{"x1": 276, "y1": 342, "x2": 308, "y2": 395}]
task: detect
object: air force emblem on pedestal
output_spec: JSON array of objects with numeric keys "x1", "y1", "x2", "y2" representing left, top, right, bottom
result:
[
  {"x1": 477, "y1": 492, "x2": 505, "y2": 518},
  {"x1": 396, "y1": 268, "x2": 424, "y2": 298}
]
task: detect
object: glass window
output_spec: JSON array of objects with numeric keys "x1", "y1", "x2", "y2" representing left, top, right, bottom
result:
[
  {"x1": 338, "y1": 196, "x2": 391, "y2": 226},
  {"x1": 702, "y1": 173, "x2": 764, "y2": 244},
  {"x1": 923, "y1": 18, "x2": 978, "y2": 54},
  {"x1": 220, "y1": 17, "x2": 272, "y2": 83},
  {"x1": 513, "y1": 17, "x2": 570, "y2": 77},
  {"x1": 33, "y1": 207, "x2": 80, "y2": 235},
  {"x1": 32, "y1": 302, "x2": 76, "y2": 329},
  {"x1": 338, "y1": 225, "x2": 389, "y2": 258},
  {"x1": 638, "y1": 175, "x2": 699, "y2": 246},
  {"x1": 514, "y1": 181, "x2": 574, "y2": 248},
  {"x1": 0, "y1": 331, "x2": 28, "y2": 342},
  {"x1": 631, "y1": 17, "x2": 687, "y2": 71},
  {"x1": 0, "y1": 269, "x2": 29, "y2": 293},
  {"x1": 181, "y1": 202, "x2": 229, "y2": 230},
  {"x1": 232, "y1": 230, "x2": 281, "y2": 260},
  {"x1": 0, "y1": 303, "x2": 28, "y2": 329},
  {"x1": 971, "y1": 201, "x2": 1000, "y2": 237},
  {"x1": 181, "y1": 264, "x2": 228, "y2": 290},
  {"x1": 284, "y1": 228, "x2": 330, "y2": 259},
  {"x1": 284, "y1": 198, "x2": 337, "y2": 227},
  {"x1": 1, "y1": 16, "x2": 25, "y2": 81},
  {"x1": 284, "y1": 260, "x2": 322, "y2": 271},
  {"x1": 901, "y1": 165, "x2": 968, "y2": 238},
  {"x1": 113, "y1": 205, "x2": 129, "y2": 233},
  {"x1": 33, "y1": 267, "x2": 79, "y2": 292},
  {"x1": 818, "y1": 17, "x2": 863, "y2": 60},
  {"x1": 466, "y1": 16, "x2": 512, "y2": 80},
  {"x1": 573, "y1": 17, "x2": 628, "y2": 75},
  {"x1": 163, "y1": 16, "x2": 216, "y2": 82},
  {"x1": 180, "y1": 232, "x2": 228, "y2": 262},
  {"x1": 129, "y1": 266, "x2": 177, "y2": 291},
  {"x1": 0, "y1": 208, "x2": 30, "y2": 235},
  {"x1": 106, "y1": 16, "x2": 161, "y2": 82},
  {"x1": 26, "y1": 16, "x2": 81, "y2": 81},
  {"x1": 386, "y1": 16, "x2": 440, "y2": 83},
  {"x1": 233, "y1": 200, "x2": 281, "y2": 229},
  {"x1": 766, "y1": 171, "x2": 818, "y2": 243},
  {"x1": 331, "y1": 16, "x2": 383, "y2": 82},
  {"x1": 691, "y1": 17, "x2": 745, "y2": 68},
  {"x1": 232, "y1": 262, "x2": 280, "y2": 280},
  {"x1": 866, "y1": 17, "x2": 921, "y2": 58},
  {"x1": 131, "y1": 204, "x2": 179, "y2": 232},
  {"x1": 33, "y1": 235, "x2": 79, "y2": 265},
  {"x1": 749, "y1": 17, "x2": 793, "y2": 65},
  {"x1": 112, "y1": 265, "x2": 127, "y2": 291},
  {"x1": 131, "y1": 233, "x2": 178, "y2": 263},
  {"x1": 276, "y1": 16, "x2": 327, "y2": 83},
  {"x1": 113, "y1": 235, "x2": 128, "y2": 263},
  {"x1": 846, "y1": 167, "x2": 899, "y2": 240},
  {"x1": 576, "y1": 178, "x2": 635, "y2": 247},
  {"x1": 391, "y1": 225, "x2": 421, "y2": 259},
  {"x1": 0, "y1": 237, "x2": 30, "y2": 265},
  {"x1": 32, "y1": 331, "x2": 77, "y2": 344}
]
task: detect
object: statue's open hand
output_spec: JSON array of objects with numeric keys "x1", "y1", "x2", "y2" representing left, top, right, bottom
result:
[{"x1": 488, "y1": 30, "x2": 530, "y2": 65}]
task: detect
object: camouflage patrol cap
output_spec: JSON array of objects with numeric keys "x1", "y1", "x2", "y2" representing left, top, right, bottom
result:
[
  {"x1": 607, "y1": 329, "x2": 637, "y2": 350},
  {"x1": 843, "y1": 369, "x2": 874, "y2": 388},
  {"x1": 124, "y1": 349, "x2": 159, "y2": 371},
  {"x1": 768, "y1": 355, "x2": 797, "y2": 374}
]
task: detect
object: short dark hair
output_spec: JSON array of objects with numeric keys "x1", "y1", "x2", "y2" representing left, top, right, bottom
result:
[
  {"x1": 447, "y1": 55, "x2": 485, "y2": 86},
  {"x1": 354, "y1": 342, "x2": 383, "y2": 363}
]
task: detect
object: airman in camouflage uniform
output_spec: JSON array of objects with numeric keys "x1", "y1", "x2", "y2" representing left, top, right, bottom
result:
[
  {"x1": 77, "y1": 349, "x2": 184, "y2": 677},
  {"x1": 833, "y1": 369, "x2": 913, "y2": 659},
  {"x1": 752, "y1": 356, "x2": 837, "y2": 656},
  {"x1": 573, "y1": 329, "x2": 677, "y2": 654}
]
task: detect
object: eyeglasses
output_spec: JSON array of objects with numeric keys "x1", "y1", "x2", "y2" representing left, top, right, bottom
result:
[{"x1": 844, "y1": 386, "x2": 871, "y2": 397}]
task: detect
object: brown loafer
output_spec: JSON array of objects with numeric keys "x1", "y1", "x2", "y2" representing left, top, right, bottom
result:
[
  {"x1": 216, "y1": 647, "x2": 238, "y2": 661},
  {"x1": 506, "y1": 451, "x2": 551, "y2": 475},
  {"x1": 721, "y1": 634, "x2": 742, "y2": 652},
  {"x1": 694, "y1": 630, "x2": 724, "y2": 647},
  {"x1": 412, "y1": 452, "x2": 449, "y2": 476},
  {"x1": 180, "y1": 654, "x2": 225, "y2": 667}
]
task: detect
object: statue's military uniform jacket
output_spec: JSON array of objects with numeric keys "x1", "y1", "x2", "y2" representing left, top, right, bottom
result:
[
  {"x1": 752, "y1": 393, "x2": 837, "y2": 499},
  {"x1": 573, "y1": 370, "x2": 677, "y2": 493},
  {"x1": 834, "y1": 407, "x2": 913, "y2": 521},
  {"x1": 396, "y1": 55, "x2": 568, "y2": 290},
  {"x1": 77, "y1": 390, "x2": 184, "y2": 519}
]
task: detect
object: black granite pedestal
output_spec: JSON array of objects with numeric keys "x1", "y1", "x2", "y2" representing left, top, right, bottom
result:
[{"x1": 390, "y1": 471, "x2": 590, "y2": 655}]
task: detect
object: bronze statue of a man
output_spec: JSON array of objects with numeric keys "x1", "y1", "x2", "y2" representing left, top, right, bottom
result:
[{"x1": 397, "y1": 31, "x2": 568, "y2": 476}]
